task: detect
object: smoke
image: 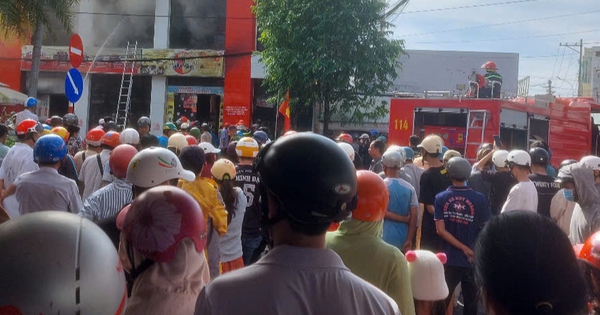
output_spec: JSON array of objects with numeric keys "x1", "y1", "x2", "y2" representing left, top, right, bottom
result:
[
  {"x1": 91, "y1": 0, "x2": 155, "y2": 48},
  {"x1": 171, "y1": 0, "x2": 226, "y2": 50},
  {"x1": 88, "y1": 0, "x2": 226, "y2": 50}
]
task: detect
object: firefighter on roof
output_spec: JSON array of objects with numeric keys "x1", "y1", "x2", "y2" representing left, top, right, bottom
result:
[{"x1": 481, "y1": 61, "x2": 503, "y2": 98}]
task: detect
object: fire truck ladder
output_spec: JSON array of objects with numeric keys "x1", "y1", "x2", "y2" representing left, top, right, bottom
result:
[
  {"x1": 465, "y1": 110, "x2": 489, "y2": 162},
  {"x1": 115, "y1": 41, "x2": 138, "y2": 130}
]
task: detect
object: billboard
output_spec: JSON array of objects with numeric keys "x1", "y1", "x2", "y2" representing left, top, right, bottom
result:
[{"x1": 21, "y1": 46, "x2": 225, "y2": 77}]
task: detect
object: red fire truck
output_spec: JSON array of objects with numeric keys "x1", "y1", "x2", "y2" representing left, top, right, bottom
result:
[{"x1": 388, "y1": 95, "x2": 600, "y2": 166}]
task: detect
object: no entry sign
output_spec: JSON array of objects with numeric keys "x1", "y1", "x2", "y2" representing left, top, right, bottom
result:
[{"x1": 69, "y1": 34, "x2": 84, "y2": 68}]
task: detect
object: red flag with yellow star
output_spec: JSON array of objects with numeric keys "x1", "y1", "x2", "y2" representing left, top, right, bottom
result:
[{"x1": 278, "y1": 91, "x2": 291, "y2": 132}]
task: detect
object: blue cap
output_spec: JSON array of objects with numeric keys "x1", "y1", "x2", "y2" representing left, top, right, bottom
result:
[
  {"x1": 253, "y1": 130, "x2": 268, "y2": 143},
  {"x1": 34, "y1": 134, "x2": 67, "y2": 163}
]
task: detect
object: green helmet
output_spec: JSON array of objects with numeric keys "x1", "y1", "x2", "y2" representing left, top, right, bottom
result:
[
  {"x1": 189, "y1": 127, "x2": 201, "y2": 138},
  {"x1": 163, "y1": 122, "x2": 177, "y2": 131}
]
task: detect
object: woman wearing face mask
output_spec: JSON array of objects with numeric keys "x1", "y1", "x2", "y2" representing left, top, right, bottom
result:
[{"x1": 550, "y1": 159, "x2": 579, "y2": 235}]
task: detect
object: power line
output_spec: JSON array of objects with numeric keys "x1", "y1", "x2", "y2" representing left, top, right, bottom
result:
[
  {"x1": 397, "y1": 9, "x2": 600, "y2": 37},
  {"x1": 401, "y1": 0, "x2": 543, "y2": 14},
  {"x1": 410, "y1": 29, "x2": 600, "y2": 44}
]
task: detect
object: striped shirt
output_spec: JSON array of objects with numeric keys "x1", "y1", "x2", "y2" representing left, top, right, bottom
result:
[{"x1": 79, "y1": 178, "x2": 133, "y2": 221}]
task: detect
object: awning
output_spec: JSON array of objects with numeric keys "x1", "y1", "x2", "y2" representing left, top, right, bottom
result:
[{"x1": 0, "y1": 82, "x2": 26, "y2": 105}]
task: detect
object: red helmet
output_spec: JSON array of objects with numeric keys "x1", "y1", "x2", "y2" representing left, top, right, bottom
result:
[
  {"x1": 336, "y1": 133, "x2": 353, "y2": 144},
  {"x1": 481, "y1": 61, "x2": 498, "y2": 71},
  {"x1": 185, "y1": 135, "x2": 198, "y2": 146},
  {"x1": 86, "y1": 128, "x2": 106, "y2": 146},
  {"x1": 352, "y1": 170, "x2": 389, "y2": 222},
  {"x1": 119, "y1": 186, "x2": 207, "y2": 263},
  {"x1": 579, "y1": 231, "x2": 600, "y2": 269},
  {"x1": 109, "y1": 144, "x2": 138, "y2": 178},
  {"x1": 101, "y1": 131, "x2": 120, "y2": 148},
  {"x1": 16, "y1": 119, "x2": 41, "y2": 136}
]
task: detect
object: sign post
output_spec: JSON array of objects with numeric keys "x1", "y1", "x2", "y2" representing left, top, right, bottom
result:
[
  {"x1": 65, "y1": 68, "x2": 84, "y2": 104},
  {"x1": 69, "y1": 34, "x2": 84, "y2": 69}
]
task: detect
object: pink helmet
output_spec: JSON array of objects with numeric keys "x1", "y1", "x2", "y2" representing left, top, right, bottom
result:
[{"x1": 119, "y1": 186, "x2": 207, "y2": 263}]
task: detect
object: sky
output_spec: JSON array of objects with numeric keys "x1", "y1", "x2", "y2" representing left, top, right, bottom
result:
[{"x1": 389, "y1": 0, "x2": 597, "y2": 96}]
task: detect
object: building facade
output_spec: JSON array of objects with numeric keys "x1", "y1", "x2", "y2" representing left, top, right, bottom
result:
[{"x1": 1, "y1": 0, "x2": 256, "y2": 136}]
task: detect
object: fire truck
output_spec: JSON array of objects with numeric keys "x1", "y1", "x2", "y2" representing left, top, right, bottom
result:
[{"x1": 388, "y1": 93, "x2": 600, "y2": 166}]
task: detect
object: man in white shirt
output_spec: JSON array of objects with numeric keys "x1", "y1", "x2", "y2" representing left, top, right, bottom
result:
[
  {"x1": 79, "y1": 144, "x2": 137, "y2": 221},
  {"x1": 79, "y1": 131, "x2": 120, "y2": 200},
  {"x1": 502, "y1": 150, "x2": 538, "y2": 213},
  {"x1": 0, "y1": 119, "x2": 41, "y2": 217},
  {"x1": 194, "y1": 133, "x2": 399, "y2": 315},
  {"x1": 200, "y1": 123, "x2": 212, "y2": 143},
  {"x1": 15, "y1": 97, "x2": 39, "y2": 126},
  {"x1": 7, "y1": 134, "x2": 82, "y2": 214}
]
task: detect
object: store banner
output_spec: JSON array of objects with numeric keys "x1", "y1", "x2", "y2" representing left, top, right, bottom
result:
[
  {"x1": 165, "y1": 86, "x2": 224, "y2": 123},
  {"x1": 21, "y1": 46, "x2": 224, "y2": 77}
]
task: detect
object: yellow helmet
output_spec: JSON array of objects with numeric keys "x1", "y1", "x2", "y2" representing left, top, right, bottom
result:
[
  {"x1": 211, "y1": 159, "x2": 236, "y2": 180},
  {"x1": 168, "y1": 133, "x2": 189, "y2": 152},
  {"x1": 235, "y1": 137, "x2": 259, "y2": 158},
  {"x1": 51, "y1": 127, "x2": 70, "y2": 142}
]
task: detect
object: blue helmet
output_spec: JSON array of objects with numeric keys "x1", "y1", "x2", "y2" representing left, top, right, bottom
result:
[
  {"x1": 402, "y1": 146, "x2": 415, "y2": 161},
  {"x1": 25, "y1": 97, "x2": 38, "y2": 108},
  {"x1": 370, "y1": 129, "x2": 380, "y2": 137},
  {"x1": 34, "y1": 134, "x2": 67, "y2": 163},
  {"x1": 42, "y1": 124, "x2": 51, "y2": 131},
  {"x1": 439, "y1": 146, "x2": 449, "y2": 161},
  {"x1": 253, "y1": 130, "x2": 268, "y2": 143}
]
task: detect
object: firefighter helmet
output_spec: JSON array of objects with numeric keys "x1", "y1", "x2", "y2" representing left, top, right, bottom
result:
[{"x1": 481, "y1": 61, "x2": 498, "y2": 71}]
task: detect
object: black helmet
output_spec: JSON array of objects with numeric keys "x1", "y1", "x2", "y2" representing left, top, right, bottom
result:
[
  {"x1": 446, "y1": 157, "x2": 472, "y2": 181},
  {"x1": 560, "y1": 159, "x2": 578, "y2": 171},
  {"x1": 529, "y1": 147, "x2": 549, "y2": 166},
  {"x1": 254, "y1": 132, "x2": 357, "y2": 224},
  {"x1": 63, "y1": 113, "x2": 78, "y2": 127},
  {"x1": 137, "y1": 116, "x2": 151, "y2": 127}
]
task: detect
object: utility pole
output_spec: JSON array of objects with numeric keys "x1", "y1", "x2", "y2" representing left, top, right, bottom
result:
[
  {"x1": 547, "y1": 79, "x2": 554, "y2": 95},
  {"x1": 560, "y1": 39, "x2": 584, "y2": 96}
]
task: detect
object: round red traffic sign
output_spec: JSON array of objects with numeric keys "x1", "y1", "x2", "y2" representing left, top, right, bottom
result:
[{"x1": 69, "y1": 34, "x2": 84, "y2": 68}]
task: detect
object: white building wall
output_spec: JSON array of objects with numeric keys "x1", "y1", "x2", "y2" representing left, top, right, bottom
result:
[{"x1": 149, "y1": 0, "x2": 170, "y2": 135}]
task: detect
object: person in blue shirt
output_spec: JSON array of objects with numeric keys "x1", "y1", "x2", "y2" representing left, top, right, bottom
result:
[
  {"x1": 434, "y1": 157, "x2": 491, "y2": 315},
  {"x1": 381, "y1": 150, "x2": 418, "y2": 252},
  {"x1": 158, "y1": 122, "x2": 177, "y2": 148}
]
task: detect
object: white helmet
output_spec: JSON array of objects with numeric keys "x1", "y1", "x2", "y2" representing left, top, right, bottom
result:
[
  {"x1": 120, "y1": 128, "x2": 140, "y2": 145},
  {"x1": 581, "y1": 156, "x2": 600, "y2": 171},
  {"x1": 507, "y1": 150, "x2": 531, "y2": 167},
  {"x1": 199, "y1": 142, "x2": 221, "y2": 154},
  {"x1": 382, "y1": 150, "x2": 404, "y2": 168},
  {"x1": 168, "y1": 132, "x2": 189, "y2": 152},
  {"x1": 492, "y1": 150, "x2": 509, "y2": 168},
  {"x1": 386, "y1": 145, "x2": 407, "y2": 163},
  {"x1": 127, "y1": 147, "x2": 196, "y2": 188},
  {"x1": 337, "y1": 142, "x2": 355, "y2": 161},
  {"x1": 418, "y1": 135, "x2": 444, "y2": 154},
  {"x1": 0, "y1": 212, "x2": 126, "y2": 314}
]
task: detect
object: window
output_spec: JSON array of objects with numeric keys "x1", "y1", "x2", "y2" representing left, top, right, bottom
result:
[
  {"x1": 169, "y1": 0, "x2": 226, "y2": 50},
  {"x1": 92, "y1": 0, "x2": 155, "y2": 48}
]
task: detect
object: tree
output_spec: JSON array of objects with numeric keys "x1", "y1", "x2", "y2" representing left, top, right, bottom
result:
[
  {"x1": 254, "y1": 0, "x2": 404, "y2": 135},
  {"x1": 0, "y1": 0, "x2": 78, "y2": 97}
]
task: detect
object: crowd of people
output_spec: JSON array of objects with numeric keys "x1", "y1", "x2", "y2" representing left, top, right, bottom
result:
[{"x1": 1, "y1": 103, "x2": 600, "y2": 315}]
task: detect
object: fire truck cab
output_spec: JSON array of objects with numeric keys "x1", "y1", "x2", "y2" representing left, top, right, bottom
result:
[{"x1": 388, "y1": 94, "x2": 600, "y2": 166}]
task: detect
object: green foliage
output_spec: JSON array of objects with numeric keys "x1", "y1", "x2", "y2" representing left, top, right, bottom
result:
[
  {"x1": 254, "y1": 0, "x2": 404, "y2": 128},
  {"x1": 0, "y1": 0, "x2": 78, "y2": 40}
]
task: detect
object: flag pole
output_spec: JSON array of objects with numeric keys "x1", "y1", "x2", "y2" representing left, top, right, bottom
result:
[{"x1": 274, "y1": 91, "x2": 280, "y2": 140}]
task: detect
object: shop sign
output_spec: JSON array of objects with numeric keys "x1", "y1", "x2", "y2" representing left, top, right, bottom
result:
[{"x1": 21, "y1": 46, "x2": 224, "y2": 78}]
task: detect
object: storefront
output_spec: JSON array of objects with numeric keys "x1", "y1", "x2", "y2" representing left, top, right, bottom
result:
[{"x1": 165, "y1": 85, "x2": 223, "y2": 131}]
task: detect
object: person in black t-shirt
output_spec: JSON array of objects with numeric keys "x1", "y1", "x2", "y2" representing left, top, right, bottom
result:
[
  {"x1": 528, "y1": 148, "x2": 560, "y2": 217},
  {"x1": 417, "y1": 135, "x2": 452, "y2": 252},
  {"x1": 234, "y1": 138, "x2": 264, "y2": 265},
  {"x1": 477, "y1": 148, "x2": 517, "y2": 216}
]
